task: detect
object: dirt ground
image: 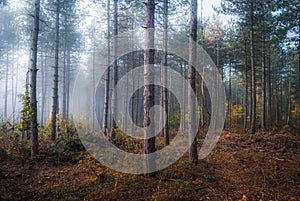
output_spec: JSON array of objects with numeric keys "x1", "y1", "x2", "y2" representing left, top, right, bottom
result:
[{"x1": 1, "y1": 128, "x2": 300, "y2": 201}]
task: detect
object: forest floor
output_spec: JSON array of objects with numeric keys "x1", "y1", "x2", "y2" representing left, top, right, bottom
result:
[{"x1": 0, "y1": 126, "x2": 300, "y2": 201}]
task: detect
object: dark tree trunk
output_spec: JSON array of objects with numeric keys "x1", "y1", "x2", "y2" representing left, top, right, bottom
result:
[
  {"x1": 243, "y1": 40, "x2": 248, "y2": 128},
  {"x1": 103, "y1": 0, "x2": 111, "y2": 136},
  {"x1": 261, "y1": 27, "x2": 266, "y2": 129},
  {"x1": 228, "y1": 60, "x2": 232, "y2": 128},
  {"x1": 188, "y1": 0, "x2": 198, "y2": 163},
  {"x1": 250, "y1": 0, "x2": 256, "y2": 134},
  {"x1": 30, "y1": 0, "x2": 40, "y2": 157},
  {"x1": 161, "y1": 0, "x2": 169, "y2": 145},
  {"x1": 110, "y1": 0, "x2": 118, "y2": 140},
  {"x1": 267, "y1": 43, "x2": 272, "y2": 126}
]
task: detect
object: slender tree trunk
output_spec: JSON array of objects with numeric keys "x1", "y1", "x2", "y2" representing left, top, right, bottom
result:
[
  {"x1": 188, "y1": 0, "x2": 198, "y2": 163},
  {"x1": 261, "y1": 31, "x2": 266, "y2": 129},
  {"x1": 30, "y1": 0, "x2": 40, "y2": 157},
  {"x1": 11, "y1": 45, "x2": 15, "y2": 123},
  {"x1": 286, "y1": 66, "x2": 291, "y2": 125},
  {"x1": 298, "y1": 13, "x2": 300, "y2": 102},
  {"x1": 62, "y1": 13, "x2": 67, "y2": 120},
  {"x1": 267, "y1": 43, "x2": 272, "y2": 126},
  {"x1": 14, "y1": 43, "x2": 19, "y2": 124},
  {"x1": 41, "y1": 49, "x2": 46, "y2": 125},
  {"x1": 243, "y1": 41, "x2": 248, "y2": 128},
  {"x1": 181, "y1": 63, "x2": 186, "y2": 131},
  {"x1": 228, "y1": 60, "x2": 232, "y2": 128},
  {"x1": 92, "y1": 25, "x2": 96, "y2": 129},
  {"x1": 66, "y1": 48, "x2": 71, "y2": 119},
  {"x1": 144, "y1": 0, "x2": 156, "y2": 175},
  {"x1": 200, "y1": 0, "x2": 206, "y2": 127},
  {"x1": 110, "y1": 0, "x2": 118, "y2": 140},
  {"x1": 161, "y1": 0, "x2": 169, "y2": 145},
  {"x1": 51, "y1": 0, "x2": 60, "y2": 141},
  {"x1": 4, "y1": 51, "x2": 8, "y2": 119},
  {"x1": 103, "y1": 0, "x2": 110, "y2": 136},
  {"x1": 250, "y1": 0, "x2": 256, "y2": 134}
]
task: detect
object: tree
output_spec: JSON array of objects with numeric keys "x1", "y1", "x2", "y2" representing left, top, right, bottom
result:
[
  {"x1": 188, "y1": 0, "x2": 198, "y2": 163},
  {"x1": 144, "y1": 0, "x2": 156, "y2": 176},
  {"x1": 110, "y1": 0, "x2": 118, "y2": 140},
  {"x1": 51, "y1": 0, "x2": 60, "y2": 141},
  {"x1": 161, "y1": 0, "x2": 169, "y2": 145},
  {"x1": 103, "y1": 0, "x2": 111, "y2": 136},
  {"x1": 29, "y1": 0, "x2": 41, "y2": 157}
]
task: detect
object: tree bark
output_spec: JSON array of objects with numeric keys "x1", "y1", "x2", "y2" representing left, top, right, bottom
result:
[
  {"x1": 267, "y1": 43, "x2": 272, "y2": 126},
  {"x1": 103, "y1": 0, "x2": 111, "y2": 136},
  {"x1": 250, "y1": 0, "x2": 256, "y2": 134},
  {"x1": 51, "y1": 0, "x2": 60, "y2": 141},
  {"x1": 243, "y1": 40, "x2": 248, "y2": 129},
  {"x1": 161, "y1": 0, "x2": 169, "y2": 145},
  {"x1": 110, "y1": 0, "x2": 118, "y2": 140},
  {"x1": 188, "y1": 0, "x2": 198, "y2": 163},
  {"x1": 144, "y1": 0, "x2": 156, "y2": 175},
  {"x1": 261, "y1": 26, "x2": 266, "y2": 129},
  {"x1": 30, "y1": 0, "x2": 40, "y2": 157}
]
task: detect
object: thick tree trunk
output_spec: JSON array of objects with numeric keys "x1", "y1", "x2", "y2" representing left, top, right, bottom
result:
[
  {"x1": 51, "y1": 0, "x2": 60, "y2": 141},
  {"x1": 144, "y1": 0, "x2": 156, "y2": 175},
  {"x1": 30, "y1": 0, "x2": 40, "y2": 157},
  {"x1": 188, "y1": 0, "x2": 198, "y2": 163},
  {"x1": 110, "y1": 0, "x2": 118, "y2": 140}
]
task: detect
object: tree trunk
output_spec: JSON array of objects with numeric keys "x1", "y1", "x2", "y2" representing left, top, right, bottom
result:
[
  {"x1": 243, "y1": 40, "x2": 248, "y2": 128},
  {"x1": 62, "y1": 13, "x2": 67, "y2": 120},
  {"x1": 110, "y1": 0, "x2": 118, "y2": 140},
  {"x1": 144, "y1": 0, "x2": 156, "y2": 175},
  {"x1": 267, "y1": 43, "x2": 272, "y2": 126},
  {"x1": 103, "y1": 0, "x2": 111, "y2": 136},
  {"x1": 188, "y1": 0, "x2": 198, "y2": 163},
  {"x1": 250, "y1": 0, "x2": 256, "y2": 134},
  {"x1": 30, "y1": 0, "x2": 40, "y2": 157},
  {"x1": 261, "y1": 26, "x2": 266, "y2": 129},
  {"x1": 4, "y1": 51, "x2": 8, "y2": 119},
  {"x1": 161, "y1": 0, "x2": 169, "y2": 145},
  {"x1": 66, "y1": 48, "x2": 71, "y2": 119},
  {"x1": 51, "y1": 0, "x2": 60, "y2": 141},
  {"x1": 228, "y1": 60, "x2": 232, "y2": 128}
]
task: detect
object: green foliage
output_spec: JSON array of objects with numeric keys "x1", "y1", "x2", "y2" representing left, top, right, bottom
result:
[{"x1": 17, "y1": 85, "x2": 31, "y2": 135}]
